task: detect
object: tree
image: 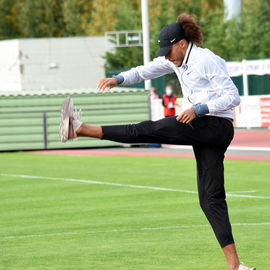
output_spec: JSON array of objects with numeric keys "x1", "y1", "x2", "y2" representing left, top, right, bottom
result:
[
  {"x1": 1, "y1": 0, "x2": 269, "y2": 62},
  {"x1": 240, "y1": 0, "x2": 270, "y2": 59},
  {"x1": 203, "y1": 12, "x2": 243, "y2": 61},
  {"x1": 0, "y1": 0, "x2": 22, "y2": 39},
  {"x1": 63, "y1": 0, "x2": 93, "y2": 36},
  {"x1": 17, "y1": 0, "x2": 67, "y2": 38},
  {"x1": 104, "y1": 0, "x2": 143, "y2": 71},
  {"x1": 199, "y1": 0, "x2": 223, "y2": 17},
  {"x1": 259, "y1": 0, "x2": 270, "y2": 58},
  {"x1": 87, "y1": 0, "x2": 118, "y2": 36}
]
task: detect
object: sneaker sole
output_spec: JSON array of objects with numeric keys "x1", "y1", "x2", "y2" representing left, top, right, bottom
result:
[{"x1": 59, "y1": 96, "x2": 73, "y2": 142}]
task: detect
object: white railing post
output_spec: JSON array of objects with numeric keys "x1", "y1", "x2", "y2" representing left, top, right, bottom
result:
[
  {"x1": 242, "y1": 59, "x2": 249, "y2": 96},
  {"x1": 141, "y1": 0, "x2": 151, "y2": 91}
]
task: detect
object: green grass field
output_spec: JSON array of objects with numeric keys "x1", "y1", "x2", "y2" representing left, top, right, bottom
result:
[{"x1": 0, "y1": 152, "x2": 269, "y2": 270}]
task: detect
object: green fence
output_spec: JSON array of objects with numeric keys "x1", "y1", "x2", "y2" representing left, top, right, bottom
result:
[
  {"x1": 231, "y1": 75, "x2": 270, "y2": 96},
  {"x1": 0, "y1": 90, "x2": 149, "y2": 151},
  {"x1": 248, "y1": 75, "x2": 270, "y2": 95},
  {"x1": 231, "y1": 76, "x2": 244, "y2": 96}
]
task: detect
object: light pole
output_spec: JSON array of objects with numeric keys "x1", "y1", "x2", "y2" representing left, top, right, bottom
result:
[{"x1": 141, "y1": 0, "x2": 151, "y2": 91}]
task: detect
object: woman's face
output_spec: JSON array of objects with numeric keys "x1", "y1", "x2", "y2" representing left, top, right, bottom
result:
[{"x1": 165, "y1": 39, "x2": 188, "y2": 67}]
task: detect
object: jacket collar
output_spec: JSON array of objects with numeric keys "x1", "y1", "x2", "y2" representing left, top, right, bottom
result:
[{"x1": 182, "y1": 42, "x2": 194, "y2": 66}]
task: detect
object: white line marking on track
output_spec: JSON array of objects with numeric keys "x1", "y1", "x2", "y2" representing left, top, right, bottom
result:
[
  {"x1": 1, "y1": 222, "x2": 270, "y2": 240},
  {"x1": 0, "y1": 173, "x2": 198, "y2": 194},
  {"x1": 227, "y1": 190, "x2": 257, "y2": 194},
  {"x1": 1, "y1": 173, "x2": 270, "y2": 199}
]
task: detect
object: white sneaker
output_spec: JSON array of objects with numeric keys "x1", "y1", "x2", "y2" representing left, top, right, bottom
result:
[
  {"x1": 59, "y1": 96, "x2": 82, "y2": 143},
  {"x1": 238, "y1": 264, "x2": 256, "y2": 270}
]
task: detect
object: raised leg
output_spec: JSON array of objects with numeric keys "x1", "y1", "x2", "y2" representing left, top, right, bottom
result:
[
  {"x1": 75, "y1": 116, "x2": 196, "y2": 145},
  {"x1": 76, "y1": 123, "x2": 102, "y2": 139}
]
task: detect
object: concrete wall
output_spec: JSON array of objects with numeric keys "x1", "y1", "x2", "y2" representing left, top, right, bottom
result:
[
  {"x1": 0, "y1": 36, "x2": 110, "y2": 92},
  {"x1": 0, "y1": 39, "x2": 22, "y2": 91}
]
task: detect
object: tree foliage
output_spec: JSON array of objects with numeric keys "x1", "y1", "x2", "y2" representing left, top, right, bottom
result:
[
  {"x1": 63, "y1": 0, "x2": 94, "y2": 36},
  {"x1": 0, "y1": 0, "x2": 269, "y2": 65},
  {"x1": 17, "y1": 0, "x2": 68, "y2": 37},
  {"x1": 105, "y1": 0, "x2": 270, "y2": 70},
  {"x1": 87, "y1": 0, "x2": 118, "y2": 35},
  {"x1": 240, "y1": 0, "x2": 270, "y2": 59},
  {"x1": 0, "y1": 0, "x2": 21, "y2": 39}
]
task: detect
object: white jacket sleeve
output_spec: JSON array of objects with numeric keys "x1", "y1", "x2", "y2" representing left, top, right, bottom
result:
[
  {"x1": 119, "y1": 57, "x2": 174, "y2": 85},
  {"x1": 203, "y1": 56, "x2": 240, "y2": 113}
]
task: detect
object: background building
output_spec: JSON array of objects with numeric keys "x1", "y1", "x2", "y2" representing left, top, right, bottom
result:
[{"x1": 0, "y1": 36, "x2": 111, "y2": 92}]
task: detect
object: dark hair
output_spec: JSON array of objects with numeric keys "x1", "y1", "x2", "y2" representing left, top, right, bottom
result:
[{"x1": 177, "y1": 13, "x2": 203, "y2": 45}]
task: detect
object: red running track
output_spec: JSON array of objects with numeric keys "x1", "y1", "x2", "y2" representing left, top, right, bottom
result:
[{"x1": 231, "y1": 130, "x2": 270, "y2": 147}]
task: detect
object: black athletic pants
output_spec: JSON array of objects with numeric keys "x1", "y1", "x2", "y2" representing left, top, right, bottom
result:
[{"x1": 102, "y1": 116, "x2": 234, "y2": 248}]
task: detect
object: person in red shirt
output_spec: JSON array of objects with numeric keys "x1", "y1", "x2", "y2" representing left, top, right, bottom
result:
[{"x1": 162, "y1": 85, "x2": 177, "y2": 117}]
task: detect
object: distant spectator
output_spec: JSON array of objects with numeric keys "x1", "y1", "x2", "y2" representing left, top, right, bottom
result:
[
  {"x1": 162, "y1": 85, "x2": 177, "y2": 117},
  {"x1": 151, "y1": 87, "x2": 159, "y2": 100}
]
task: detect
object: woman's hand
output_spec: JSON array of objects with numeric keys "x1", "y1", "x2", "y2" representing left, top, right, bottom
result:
[
  {"x1": 176, "y1": 108, "x2": 196, "y2": 124},
  {"x1": 97, "y1": 77, "x2": 118, "y2": 91}
]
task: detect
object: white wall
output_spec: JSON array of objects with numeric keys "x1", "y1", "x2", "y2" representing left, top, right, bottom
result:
[
  {"x1": 19, "y1": 36, "x2": 109, "y2": 91},
  {"x1": 0, "y1": 40, "x2": 22, "y2": 91},
  {"x1": 0, "y1": 36, "x2": 111, "y2": 92}
]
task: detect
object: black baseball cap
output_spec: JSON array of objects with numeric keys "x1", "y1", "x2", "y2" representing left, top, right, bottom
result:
[{"x1": 156, "y1": 23, "x2": 186, "y2": 57}]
